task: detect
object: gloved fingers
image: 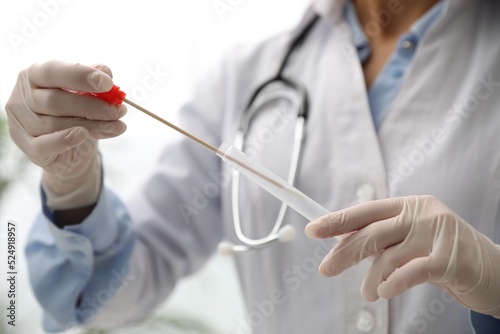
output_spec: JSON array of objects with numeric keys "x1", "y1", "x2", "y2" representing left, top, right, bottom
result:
[
  {"x1": 43, "y1": 141, "x2": 99, "y2": 180},
  {"x1": 23, "y1": 127, "x2": 91, "y2": 165},
  {"x1": 318, "y1": 215, "x2": 410, "y2": 277},
  {"x1": 376, "y1": 256, "x2": 431, "y2": 300},
  {"x1": 8, "y1": 99, "x2": 125, "y2": 168},
  {"x1": 363, "y1": 242, "x2": 489, "y2": 306},
  {"x1": 360, "y1": 242, "x2": 430, "y2": 301},
  {"x1": 28, "y1": 60, "x2": 113, "y2": 92},
  {"x1": 92, "y1": 64, "x2": 113, "y2": 79},
  {"x1": 27, "y1": 87, "x2": 127, "y2": 120},
  {"x1": 87, "y1": 120, "x2": 127, "y2": 140},
  {"x1": 18, "y1": 124, "x2": 116, "y2": 169},
  {"x1": 14, "y1": 96, "x2": 126, "y2": 137},
  {"x1": 305, "y1": 197, "x2": 405, "y2": 239},
  {"x1": 22, "y1": 114, "x2": 127, "y2": 139}
]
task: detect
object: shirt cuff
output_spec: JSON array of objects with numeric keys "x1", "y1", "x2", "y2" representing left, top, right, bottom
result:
[
  {"x1": 470, "y1": 310, "x2": 500, "y2": 334},
  {"x1": 42, "y1": 186, "x2": 120, "y2": 254}
]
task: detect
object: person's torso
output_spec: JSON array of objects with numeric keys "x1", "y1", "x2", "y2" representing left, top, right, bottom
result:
[{"x1": 218, "y1": 1, "x2": 500, "y2": 332}]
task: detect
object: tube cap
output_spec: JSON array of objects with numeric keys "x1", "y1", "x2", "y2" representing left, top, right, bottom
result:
[{"x1": 92, "y1": 85, "x2": 126, "y2": 105}]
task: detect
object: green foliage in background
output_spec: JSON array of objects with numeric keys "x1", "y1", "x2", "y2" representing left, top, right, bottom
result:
[{"x1": 0, "y1": 114, "x2": 27, "y2": 202}]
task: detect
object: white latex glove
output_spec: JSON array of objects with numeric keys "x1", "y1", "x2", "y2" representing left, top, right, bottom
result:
[
  {"x1": 6, "y1": 60, "x2": 127, "y2": 209},
  {"x1": 305, "y1": 195, "x2": 500, "y2": 317}
]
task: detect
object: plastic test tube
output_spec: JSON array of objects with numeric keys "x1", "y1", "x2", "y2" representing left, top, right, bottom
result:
[{"x1": 217, "y1": 142, "x2": 330, "y2": 222}]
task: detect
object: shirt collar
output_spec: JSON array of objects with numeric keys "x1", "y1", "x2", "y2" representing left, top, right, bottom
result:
[
  {"x1": 410, "y1": 1, "x2": 445, "y2": 41},
  {"x1": 342, "y1": 0, "x2": 445, "y2": 52},
  {"x1": 313, "y1": 0, "x2": 477, "y2": 28},
  {"x1": 343, "y1": 1, "x2": 367, "y2": 50}
]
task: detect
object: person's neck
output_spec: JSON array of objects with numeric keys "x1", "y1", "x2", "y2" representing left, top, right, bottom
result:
[{"x1": 353, "y1": 0, "x2": 440, "y2": 40}]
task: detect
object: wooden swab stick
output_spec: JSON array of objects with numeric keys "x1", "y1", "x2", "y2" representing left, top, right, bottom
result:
[{"x1": 122, "y1": 98, "x2": 284, "y2": 189}]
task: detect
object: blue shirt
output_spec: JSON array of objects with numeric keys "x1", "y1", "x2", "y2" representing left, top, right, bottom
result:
[{"x1": 27, "y1": 2, "x2": 500, "y2": 332}]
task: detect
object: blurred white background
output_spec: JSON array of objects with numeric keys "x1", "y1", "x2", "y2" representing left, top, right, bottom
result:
[{"x1": 0, "y1": 0, "x2": 310, "y2": 333}]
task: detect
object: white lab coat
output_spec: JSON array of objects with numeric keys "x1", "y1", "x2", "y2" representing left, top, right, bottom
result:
[{"x1": 92, "y1": 0, "x2": 500, "y2": 332}]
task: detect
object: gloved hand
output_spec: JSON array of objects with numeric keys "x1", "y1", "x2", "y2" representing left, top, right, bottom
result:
[
  {"x1": 6, "y1": 60, "x2": 127, "y2": 209},
  {"x1": 305, "y1": 195, "x2": 500, "y2": 317}
]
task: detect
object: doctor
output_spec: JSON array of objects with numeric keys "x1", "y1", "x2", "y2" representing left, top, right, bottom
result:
[{"x1": 5, "y1": 0, "x2": 500, "y2": 333}]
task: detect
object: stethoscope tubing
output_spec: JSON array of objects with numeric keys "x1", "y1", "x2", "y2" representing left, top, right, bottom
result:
[
  {"x1": 232, "y1": 115, "x2": 306, "y2": 248},
  {"x1": 224, "y1": 11, "x2": 320, "y2": 253}
]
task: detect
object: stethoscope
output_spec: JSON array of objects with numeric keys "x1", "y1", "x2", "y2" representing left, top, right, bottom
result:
[{"x1": 218, "y1": 11, "x2": 321, "y2": 255}]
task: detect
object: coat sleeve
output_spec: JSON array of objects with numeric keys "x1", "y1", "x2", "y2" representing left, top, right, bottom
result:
[{"x1": 25, "y1": 54, "x2": 230, "y2": 332}]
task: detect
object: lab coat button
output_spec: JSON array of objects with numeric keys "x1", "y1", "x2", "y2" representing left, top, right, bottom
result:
[
  {"x1": 402, "y1": 40, "x2": 415, "y2": 49},
  {"x1": 356, "y1": 184, "x2": 375, "y2": 203},
  {"x1": 356, "y1": 309, "x2": 375, "y2": 332}
]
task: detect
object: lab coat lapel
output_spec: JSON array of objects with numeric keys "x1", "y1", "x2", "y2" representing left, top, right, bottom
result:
[
  {"x1": 314, "y1": 0, "x2": 346, "y2": 25},
  {"x1": 292, "y1": 14, "x2": 389, "y2": 211},
  {"x1": 378, "y1": 0, "x2": 478, "y2": 195}
]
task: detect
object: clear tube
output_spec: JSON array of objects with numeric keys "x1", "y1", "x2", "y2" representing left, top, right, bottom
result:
[{"x1": 217, "y1": 142, "x2": 330, "y2": 221}]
